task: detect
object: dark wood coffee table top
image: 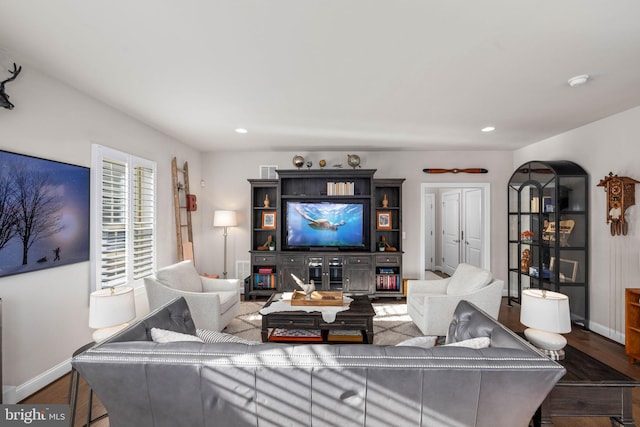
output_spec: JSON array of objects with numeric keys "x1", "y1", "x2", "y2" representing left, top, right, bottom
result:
[{"x1": 261, "y1": 293, "x2": 375, "y2": 343}]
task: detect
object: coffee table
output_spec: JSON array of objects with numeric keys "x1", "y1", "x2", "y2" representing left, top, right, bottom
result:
[
  {"x1": 261, "y1": 293, "x2": 375, "y2": 343},
  {"x1": 534, "y1": 344, "x2": 640, "y2": 426}
]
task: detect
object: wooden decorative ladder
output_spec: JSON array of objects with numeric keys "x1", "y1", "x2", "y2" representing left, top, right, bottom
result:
[{"x1": 171, "y1": 157, "x2": 195, "y2": 262}]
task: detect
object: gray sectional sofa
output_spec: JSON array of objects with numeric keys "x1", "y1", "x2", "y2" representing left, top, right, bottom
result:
[{"x1": 72, "y1": 297, "x2": 565, "y2": 427}]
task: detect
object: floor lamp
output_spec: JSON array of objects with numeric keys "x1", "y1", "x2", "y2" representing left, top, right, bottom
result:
[{"x1": 214, "y1": 210, "x2": 237, "y2": 278}]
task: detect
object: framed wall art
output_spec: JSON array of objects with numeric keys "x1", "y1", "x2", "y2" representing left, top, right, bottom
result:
[
  {"x1": 262, "y1": 211, "x2": 276, "y2": 229},
  {"x1": 0, "y1": 150, "x2": 90, "y2": 277}
]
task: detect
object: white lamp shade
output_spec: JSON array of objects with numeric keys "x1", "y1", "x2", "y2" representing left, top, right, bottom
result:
[
  {"x1": 213, "y1": 210, "x2": 237, "y2": 227},
  {"x1": 89, "y1": 286, "x2": 136, "y2": 329},
  {"x1": 520, "y1": 289, "x2": 571, "y2": 334}
]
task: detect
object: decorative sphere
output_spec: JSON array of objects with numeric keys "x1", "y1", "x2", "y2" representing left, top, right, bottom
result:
[
  {"x1": 347, "y1": 154, "x2": 361, "y2": 169},
  {"x1": 319, "y1": 159, "x2": 327, "y2": 168},
  {"x1": 292, "y1": 155, "x2": 304, "y2": 169}
]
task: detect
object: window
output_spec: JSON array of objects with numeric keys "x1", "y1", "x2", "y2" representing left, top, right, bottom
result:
[{"x1": 92, "y1": 145, "x2": 156, "y2": 289}]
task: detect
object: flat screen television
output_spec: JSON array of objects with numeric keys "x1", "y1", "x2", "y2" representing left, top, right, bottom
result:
[{"x1": 284, "y1": 201, "x2": 367, "y2": 250}]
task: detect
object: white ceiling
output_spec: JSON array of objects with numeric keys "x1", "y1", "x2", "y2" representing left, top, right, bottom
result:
[{"x1": 2, "y1": 1, "x2": 640, "y2": 152}]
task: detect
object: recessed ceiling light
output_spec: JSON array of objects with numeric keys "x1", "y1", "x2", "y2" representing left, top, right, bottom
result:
[
  {"x1": 568, "y1": 75, "x2": 589, "y2": 87},
  {"x1": 481, "y1": 126, "x2": 495, "y2": 133},
  {"x1": 235, "y1": 128, "x2": 248, "y2": 134}
]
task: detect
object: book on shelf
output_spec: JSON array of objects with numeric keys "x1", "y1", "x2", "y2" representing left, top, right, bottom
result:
[
  {"x1": 258, "y1": 267, "x2": 273, "y2": 274},
  {"x1": 326, "y1": 181, "x2": 355, "y2": 196},
  {"x1": 268, "y1": 328, "x2": 323, "y2": 342},
  {"x1": 327, "y1": 330, "x2": 364, "y2": 343},
  {"x1": 255, "y1": 273, "x2": 276, "y2": 289},
  {"x1": 376, "y1": 274, "x2": 399, "y2": 290}
]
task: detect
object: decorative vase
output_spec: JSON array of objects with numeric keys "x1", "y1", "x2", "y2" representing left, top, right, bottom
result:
[
  {"x1": 382, "y1": 194, "x2": 389, "y2": 208},
  {"x1": 263, "y1": 194, "x2": 270, "y2": 207},
  {"x1": 292, "y1": 155, "x2": 305, "y2": 169}
]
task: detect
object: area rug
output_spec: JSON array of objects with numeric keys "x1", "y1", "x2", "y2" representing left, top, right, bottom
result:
[{"x1": 223, "y1": 298, "x2": 423, "y2": 345}]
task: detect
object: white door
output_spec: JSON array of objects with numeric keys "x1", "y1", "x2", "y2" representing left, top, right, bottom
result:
[
  {"x1": 441, "y1": 190, "x2": 461, "y2": 276},
  {"x1": 463, "y1": 188, "x2": 483, "y2": 268},
  {"x1": 424, "y1": 193, "x2": 435, "y2": 271}
]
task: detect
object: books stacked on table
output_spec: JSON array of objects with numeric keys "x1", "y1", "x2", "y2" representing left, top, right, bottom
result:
[
  {"x1": 268, "y1": 328, "x2": 323, "y2": 342},
  {"x1": 327, "y1": 330, "x2": 364, "y2": 343}
]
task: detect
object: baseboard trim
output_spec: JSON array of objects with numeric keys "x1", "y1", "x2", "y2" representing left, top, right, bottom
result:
[
  {"x1": 588, "y1": 319, "x2": 624, "y2": 345},
  {"x1": 11, "y1": 358, "x2": 71, "y2": 403}
]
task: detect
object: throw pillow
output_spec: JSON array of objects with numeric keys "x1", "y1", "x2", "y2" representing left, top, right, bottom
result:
[
  {"x1": 196, "y1": 328, "x2": 259, "y2": 345},
  {"x1": 155, "y1": 260, "x2": 203, "y2": 293},
  {"x1": 150, "y1": 328, "x2": 203, "y2": 343},
  {"x1": 446, "y1": 263, "x2": 493, "y2": 296},
  {"x1": 395, "y1": 335, "x2": 438, "y2": 349},
  {"x1": 443, "y1": 336, "x2": 491, "y2": 349}
]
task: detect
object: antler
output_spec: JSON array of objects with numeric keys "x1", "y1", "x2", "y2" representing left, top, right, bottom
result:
[
  {"x1": 1, "y1": 63, "x2": 21, "y2": 86},
  {"x1": 0, "y1": 63, "x2": 22, "y2": 110}
]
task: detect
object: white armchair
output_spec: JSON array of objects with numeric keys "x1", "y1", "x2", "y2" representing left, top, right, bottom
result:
[
  {"x1": 144, "y1": 260, "x2": 240, "y2": 331},
  {"x1": 407, "y1": 263, "x2": 504, "y2": 336}
]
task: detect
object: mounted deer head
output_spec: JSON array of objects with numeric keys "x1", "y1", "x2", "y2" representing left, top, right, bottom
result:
[{"x1": 1, "y1": 63, "x2": 22, "y2": 110}]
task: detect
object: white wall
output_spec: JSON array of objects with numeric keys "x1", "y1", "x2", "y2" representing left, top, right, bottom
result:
[
  {"x1": 0, "y1": 57, "x2": 202, "y2": 401},
  {"x1": 514, "y1": 106, "x2": 640, "y2": 343},
  {"x1": 197, "y1": 150, "x2": 514, "y2": 285}
]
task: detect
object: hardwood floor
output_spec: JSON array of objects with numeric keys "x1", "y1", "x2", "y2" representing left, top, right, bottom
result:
[{"x1": 19, "y1": 298, "x2": 640, "y2": 426}]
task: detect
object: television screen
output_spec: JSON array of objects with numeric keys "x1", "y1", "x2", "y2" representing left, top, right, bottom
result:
[{"x1": 286, "y1": 201, "x2": 365, "y2": 248}]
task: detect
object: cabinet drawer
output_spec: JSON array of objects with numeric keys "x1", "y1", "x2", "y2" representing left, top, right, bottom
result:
[
  {"x1": 376, "y1": 254, "x2": 401, "y2": 265},
  {"x1": 279, "y1": 255, "x2": 305, "y2": 265},
  {"x1": 347, "y1": 256, "x2": 371, "y2": 265},
  {"x1": 253, "y1": 254, "x2": 277, "y2": 265},
  {"x1": 320, "y1": 319, "x2": 369, "y2": 329},
  {"x1": 267, "y1": 318, "x2": 318, "y2": 328}
]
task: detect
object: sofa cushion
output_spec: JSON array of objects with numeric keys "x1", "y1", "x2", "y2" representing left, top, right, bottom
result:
[
  {"x1": 444, "y1": 336, "x2": 491, "y2": 349},
  {"x1": 156, "y1": 260, "x2": 203, "y2": 293},
  {"x1": 150, "y1": 328, "x2": 203, "y2": 343},
  {"x1": 395, "y1": 335, "x2": 438, "y2": 349},
  {"x1": 446, "y1": 263, "x2": 492, "y2": 296},
  {"x1": 196, "y1": 329, "x2": 259, "y2": 345}
]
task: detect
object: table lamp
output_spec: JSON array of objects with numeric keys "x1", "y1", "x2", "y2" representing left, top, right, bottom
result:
[
  {"x1": 520, "y1": 288, "x2": 571, "y2": 360},
  {"x1": 213, "y1": 210, "x2": 237, "y2": 278},
  {"x1": 89, "y1": 286, "x2": 136, "y2": 342}
]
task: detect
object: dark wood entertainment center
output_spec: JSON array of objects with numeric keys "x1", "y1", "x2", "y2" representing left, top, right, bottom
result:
[{"x1": 246, "y1": 169, "x2": 404, "y2": 299}]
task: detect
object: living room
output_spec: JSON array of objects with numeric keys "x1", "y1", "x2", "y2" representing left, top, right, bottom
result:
[{"x1": 1, "y1": 1, "x2": 640, "y2": 417}]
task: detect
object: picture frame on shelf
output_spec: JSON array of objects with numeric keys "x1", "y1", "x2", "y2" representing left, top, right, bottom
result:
[
  {"x1": 377, "y1": 211, "x2": 392, "y2": 230},
  {"x1": 543, "y1": 196, "x2": 554, "y2": 213},
  {"x1": 550, "y1": 257, "x2": 578, "y2": 283},
  {"x1": 262, "y1": 211, "x2": 276, "y2": 229}
]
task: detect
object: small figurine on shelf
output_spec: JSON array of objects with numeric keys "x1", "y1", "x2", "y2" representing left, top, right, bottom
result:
[
  {"x1": 258, "y1": 235, "x2": 274, "y2": 251},
  {"x1": 520, "y1": 230, "x2": 534, "y2": 243},
  {"x1": 382, "y1": 194, "x2": 389, "y2": 208},
  {"x1": 263, "y1": 193, "x2": 270, "y2": 207},
  {"x1": 521, "y1": 248, "x2": 531, "y2": 273}
]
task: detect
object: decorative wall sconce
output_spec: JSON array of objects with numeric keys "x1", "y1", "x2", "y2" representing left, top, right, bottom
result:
[
  {"x1": 423, "y1": 168, "x2": 488, "y2": 174},
  {"x1": 597, "y1": 172, "x2": 640, "y2": 236}
]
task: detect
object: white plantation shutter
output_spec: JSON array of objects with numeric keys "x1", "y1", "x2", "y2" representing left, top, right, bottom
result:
[
  {"x1": 132, "y1": 165, "x2": 155, "y2": 279},
  {"x1": 101, "y1": 159, "x2": 128, "y2": 287},
  {"x1": 92, "y1": 145, "x2": 156, "y2": 290}
]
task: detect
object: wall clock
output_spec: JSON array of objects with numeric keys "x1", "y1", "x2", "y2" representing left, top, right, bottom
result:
[{"x1": 597, "y1": 172, "x2": 640, "y2": 236}]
